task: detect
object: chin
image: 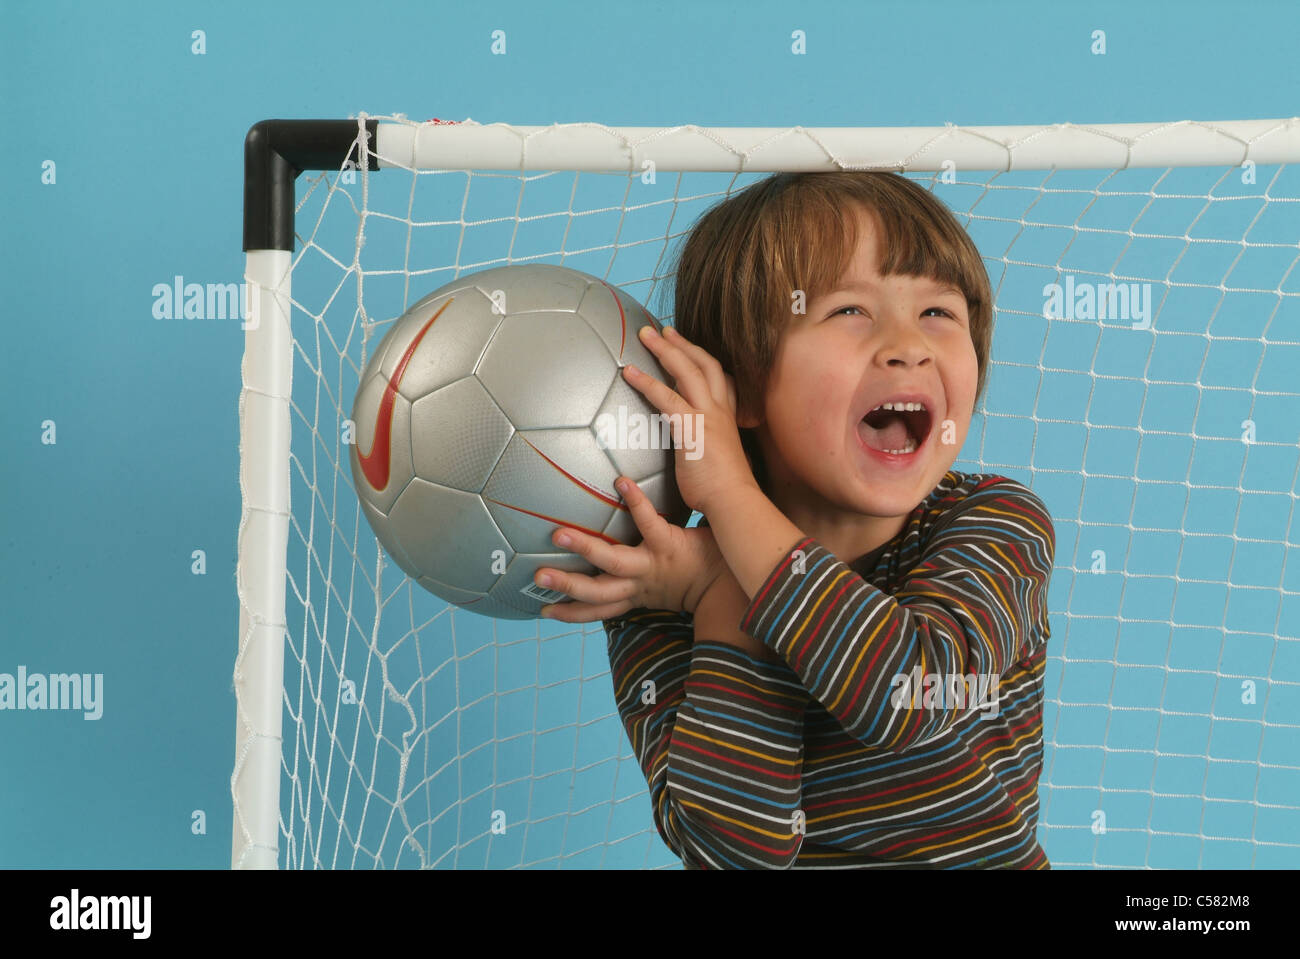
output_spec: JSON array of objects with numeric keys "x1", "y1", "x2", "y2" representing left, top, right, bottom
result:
[{"x1": 850, "y1": 475, "x2": 923, "y2": 509}]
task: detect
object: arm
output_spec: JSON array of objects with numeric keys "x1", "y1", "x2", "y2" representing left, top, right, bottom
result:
[
  {"x1": 711, "y1": 477, "x2": 1056, "y2": 752},
  {"x1": 604, "y1": 601, "x2": 809, "y2": 868},
  {"x1": 690, "y1": 565, "x2": 786, "y2": 666}
]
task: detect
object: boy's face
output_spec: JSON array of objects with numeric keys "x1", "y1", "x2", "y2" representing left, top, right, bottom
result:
[{"x1": 742, "y1": 207, "x2": 979, "y2": 559}]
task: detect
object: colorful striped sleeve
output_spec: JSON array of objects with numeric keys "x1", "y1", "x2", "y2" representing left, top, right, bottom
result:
[
  {"x1": 739, "y1": 476, "x2": 1054, "y2": 753},
  {"x1": 603, "y1": 609, "x2": 811, "y2": 868}
]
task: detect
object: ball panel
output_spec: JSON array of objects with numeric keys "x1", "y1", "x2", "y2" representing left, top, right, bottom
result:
[
  {"x1": 359, "y1": 496, "x2": 423, "y2": 580},
  {"x1": 470, "y1": 263, "x2": 591, "y2": 313},
  {"x1": 373, "y1": 278, "x2": 483, "y2": 376},
  {"x1": 575, "y1": 279, "x2": 662, "y2": 368},
  {"x1": 387, "y1": 478, "x2": 512, "y2": 594},
  {"x1": 379, "y1": 287, "x2": 505, "y2": 404},
  {"x1": 407, "y1": 279, "x2": 481, "y2": 313},
  {"x1": 482, "y1": 429, "x2": 617, "y2": 554},
  {"x1": 409, "y1": 376, "x2": 514, "y2": 493},
  {"x1": 476, "y1": 312, "x2": 615, "y2": 429},
  {"x1": 350, "y1": 373, "x2": 416, "y2": 513},
  {"x1": 415, "y1": 574, "x2": 491, "y2": 610},
  {"x1": 592, "y1": 372, "x2": 678, "y2": 480},
  {"x1": 448, "y1": 589, "x2": 533, "y2": 621}
]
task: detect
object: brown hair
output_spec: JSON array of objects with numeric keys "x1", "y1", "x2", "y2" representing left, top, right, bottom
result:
[{"x1": 666, "y1": 171, "x2": 994, "y2": 492}]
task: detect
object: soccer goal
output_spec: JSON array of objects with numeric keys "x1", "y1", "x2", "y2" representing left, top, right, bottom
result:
[{"x1": 234, "y1": 114, "x2": 1300, "y2": 869}]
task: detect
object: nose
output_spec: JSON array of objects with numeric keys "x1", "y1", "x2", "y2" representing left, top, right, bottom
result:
[{"x1": 873, "y1": 313, "x2": 935, "y2": 369}]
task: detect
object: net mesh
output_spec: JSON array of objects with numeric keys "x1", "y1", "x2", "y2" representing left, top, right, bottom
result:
[{"x1": 246, "y1": 115, "x2": 1300, "y2": 868}]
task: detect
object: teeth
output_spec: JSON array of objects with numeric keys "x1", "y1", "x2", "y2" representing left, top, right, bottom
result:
[
  {"x1": 869, "y1": 401, "x2": 927, "y2": 413},
  {"x1": 860, "y1": 399, "x2": 927, "y2": 455}
]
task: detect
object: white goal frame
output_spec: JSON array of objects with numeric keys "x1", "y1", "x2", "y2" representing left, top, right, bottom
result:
[{"x1": 235, "y1": 116, "x2": 1300, "y2": 869}]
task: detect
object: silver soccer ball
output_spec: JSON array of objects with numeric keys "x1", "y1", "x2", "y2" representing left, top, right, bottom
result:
[{"x1": 350, "y1": 264, "x2": 690, "y2": 619}]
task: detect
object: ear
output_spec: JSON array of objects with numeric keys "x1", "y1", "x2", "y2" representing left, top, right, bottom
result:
[{"x1": 734, "y1": 392, "x2": 764, "y2": 430}]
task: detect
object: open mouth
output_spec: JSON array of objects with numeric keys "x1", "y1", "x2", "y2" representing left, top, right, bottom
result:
[{"x1": 858, "y1": 405, "x2": 932, "y2": 455}]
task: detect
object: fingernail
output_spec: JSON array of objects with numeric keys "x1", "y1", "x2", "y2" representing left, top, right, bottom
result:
[
  {"x1": 639, "y1": 325, "x2": 658, "y2": 339},
  {"x1": 537, "y1": 574, "x2": 553, "y2": 588},
  {"x1": 555, "y1": 532, "x2": 571, "y2": 547},
  {"x1": 615, "y1": 478, "x2": 628, "y2": 494},
  {"x1": 624, "y1": 364, "x2": 639, "y2": 377}
]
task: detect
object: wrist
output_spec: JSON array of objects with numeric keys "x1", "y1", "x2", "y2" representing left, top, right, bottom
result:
[
  {"x1": 682, "y1": 545, "x2": 727, "y2": 616},
  {"x1": 699, "y1": 480, "x2": 763, "y2": 525},
  {"x1": 691, "y1": 575, "x2": 783, "y2": 665}
]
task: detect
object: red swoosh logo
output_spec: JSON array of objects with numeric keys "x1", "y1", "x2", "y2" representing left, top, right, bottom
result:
[{"x1": 357, "y1": 298, "x2": 454, "y2": 491}]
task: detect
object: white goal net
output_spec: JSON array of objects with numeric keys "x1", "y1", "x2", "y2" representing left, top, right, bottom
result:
[{"x1": 234, "y1": 114, "x2": 1300, "y2": 869}]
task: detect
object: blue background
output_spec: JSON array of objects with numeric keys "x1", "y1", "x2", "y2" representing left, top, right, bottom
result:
[{"x1": 2, "y1": 0, "x2": 1298, "y2": 869}]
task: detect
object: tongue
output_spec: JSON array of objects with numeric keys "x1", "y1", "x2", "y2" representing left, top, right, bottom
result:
[{"x1": 859, "y1": 412, "x2": 912, "y2": 452}]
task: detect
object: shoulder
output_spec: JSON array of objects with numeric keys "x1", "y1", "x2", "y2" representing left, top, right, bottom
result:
[
  {"x1": 927, "y1": 470, "x2": 1055, "y2": 547},
  {"x1": 931, "y1": 469, "x2": 1048, "y2": 513}
]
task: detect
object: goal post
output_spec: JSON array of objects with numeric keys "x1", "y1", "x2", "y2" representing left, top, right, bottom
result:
[
  {"x1": 236, "y1": 120, "x2": 380, "y2": 869},
  {"x1": 235, "y1": 115, "x2": 1300, "y2": 869}
]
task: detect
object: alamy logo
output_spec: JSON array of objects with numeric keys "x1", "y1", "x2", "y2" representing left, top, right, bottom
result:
[
  {"x1": 152, "y1": 275, "x2": 251, "y2": 321},
  {"x1": 890, "y1": 666, "x2": 1001, "y2": 719},
  {"x1": 49, "y1": 890, "x2": 151, "y2": 939},
  {"x1": 594, "y1": 405, "x2": 703, "y2": 460},
  {"x1": 1042, "y1": 275, "x2": 1152, "y2": 328},
  {"x1": 0, "y1": 666, "x2": 103, "y2": 720}
]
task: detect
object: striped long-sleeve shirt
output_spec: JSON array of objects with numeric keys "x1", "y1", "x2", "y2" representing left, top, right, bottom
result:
[{"x1": 602, "y1": 470, "x2": 1055, "y2": 869}]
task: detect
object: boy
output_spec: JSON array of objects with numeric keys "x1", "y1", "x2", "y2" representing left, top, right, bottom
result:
[{"x1": 535, "y1": 172, "x2": 1055, "y2": 869}]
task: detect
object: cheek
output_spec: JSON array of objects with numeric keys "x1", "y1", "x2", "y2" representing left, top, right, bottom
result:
[
  {"x1": 792, "y1": 346, "x2": 854, "y2": 399},
  {"x1": 959, "y1": 334, "x2": 980, "y2": 381},
  {"x1": 767, "y1": 345, "x2": 836, "y2": 416},
  {"x1": 946, "y1": 339, "x2": 979, "y2": 400}
]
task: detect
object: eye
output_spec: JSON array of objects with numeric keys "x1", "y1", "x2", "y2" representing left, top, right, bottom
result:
[{"x1": 831, "y1": 305, "x2": 962, "y2": 321}]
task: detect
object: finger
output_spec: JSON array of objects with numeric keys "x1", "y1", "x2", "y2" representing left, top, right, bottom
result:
[
  {"x1": 660, "y1": 326, "x2": 733, "y2": 411},
  {"x1": 540, "y1": 597, "x2": 633, "y2": 624},
  {"x1": 635, "y1": 326, "x2": 712, "y2": 410},
  {"x1": 534, "y1": 567, "x2": 637, "y2": 609},
  {"x1": 615, "y1": 476, "x2": 672, "y2": 548},
  {"x1": 549, "y1": 523, "x2": 649, "y2": 580},
  {"x1": 622, "y1": 362, "x2": 691, "y2": 420}
]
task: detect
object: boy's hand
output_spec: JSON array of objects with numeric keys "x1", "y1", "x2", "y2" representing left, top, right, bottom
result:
[
  {"x1": 623, "y1": 325, "x2": 759, "y2": 517},
  {"x1": 535, "y1": 476, "x2": 726, "y2": 623}
]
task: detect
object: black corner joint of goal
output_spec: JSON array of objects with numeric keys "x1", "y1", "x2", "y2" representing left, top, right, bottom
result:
[{"x1": 243, "y1": 118, "x2": 379, "y2": 253}]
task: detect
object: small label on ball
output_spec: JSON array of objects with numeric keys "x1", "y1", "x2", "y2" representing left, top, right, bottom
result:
[{"x1": 520, "y1": 582, "x2": 568, "y2": 604}]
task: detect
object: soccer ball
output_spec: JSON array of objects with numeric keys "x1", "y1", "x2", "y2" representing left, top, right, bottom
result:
[{"x1": 350, "y1": 264, "x2": 691, "y2": 620}]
